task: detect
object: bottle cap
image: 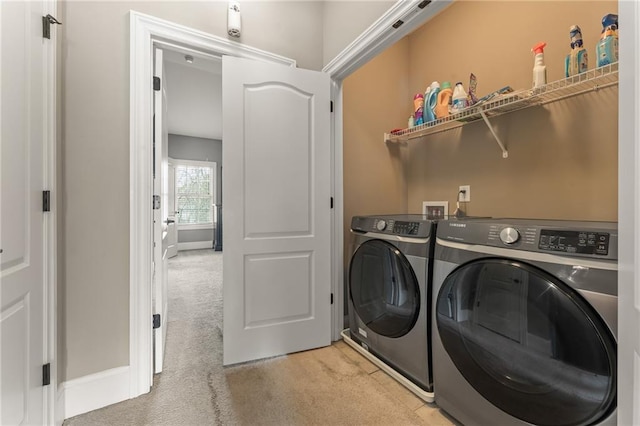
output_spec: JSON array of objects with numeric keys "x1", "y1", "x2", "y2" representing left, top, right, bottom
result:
[
  {"x1": 414, "y1": 93, "x2": 424, "y2": 100},
  {"x1": 441, "y1": 82, "x2": 451, "y2": 89},
  {"x1": 532, "y1": 42, "x2": 547, "y2": 54}
]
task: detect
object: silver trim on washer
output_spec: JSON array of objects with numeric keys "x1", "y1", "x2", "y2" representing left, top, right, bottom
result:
[
  {"x1": 350, "y1": 230, "x2": 430, "y2": 244},
  {"x1": 436, "y1": 238, "x2": 617, "y2": 271}
]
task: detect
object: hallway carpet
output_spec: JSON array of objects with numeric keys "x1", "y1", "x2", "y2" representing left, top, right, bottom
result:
[{"x1": 64, "y1": 249, "x2": 456, "y2": 426}]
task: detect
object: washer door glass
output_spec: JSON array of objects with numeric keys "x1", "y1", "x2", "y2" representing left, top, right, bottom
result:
[
  {"x1": 436, "y1": 258, "x2": 616, "y2": 426},
  {"x1": 349, "y1": 239, "x2": 420, "y2": 338}
]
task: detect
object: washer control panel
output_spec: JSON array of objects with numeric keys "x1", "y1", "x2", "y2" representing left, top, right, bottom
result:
[
  {"x1": 351, "y1": 216, "x2": 431, "y2": 237},
  {"x1": 440, "y1": 219, "x2": 617, "y2": 259},
  {"x1": 539, "y1": 230, "x2": 610, "y2": 256}
]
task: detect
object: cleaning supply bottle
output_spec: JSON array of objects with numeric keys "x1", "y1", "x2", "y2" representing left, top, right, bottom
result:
[
  {"x1": 435, "y1": 82, "x2": 452, "y2": 119},
  {"x1": 532, "y1": 42, "x2": 547, "y2": 88},
  {"x1": 424, "y1": 81, "x2": 440, "y2": 122},
  {"x1": 413, "y1": 93, "x2": 424, "y2": 125},
  {"x1": 451, "y1": 82, "x2": 468, "y2": 113},
  {"x1": 596, "y1": 13, "x2": 618, "y2": 67},
  {"x1": 565, "y1": 25, "x2": 588, "y2": 77}
]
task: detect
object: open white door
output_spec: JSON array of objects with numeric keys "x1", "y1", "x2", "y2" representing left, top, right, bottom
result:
[
  {"x1": 152, "y1": 47, "x2": 169, "y2": 373},
  {"x1": 167, "y1": 161, "x2": 178, "y2": 258},
  {"x1": 222, "y1": 56, "x2": 332, "y2": 365},
  {"x1": 1, "y1": 0, "x2": 54, "y2": 423}
]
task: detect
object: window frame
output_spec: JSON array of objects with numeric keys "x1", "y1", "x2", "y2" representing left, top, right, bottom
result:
[{"x1": 173, "y1": 159, "x2": 217, "y2": 231}]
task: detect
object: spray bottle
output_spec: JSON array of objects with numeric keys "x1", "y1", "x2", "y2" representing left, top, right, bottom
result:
[
  {"x1": 532, "y1": 42, "x2": 547, "y2": 88},
  {"x1": 596, "y1": 13, "x2": 619, "y2": 67},
  {"x1": 565, "y1": 25, "x2": 588, "y2": 77}
]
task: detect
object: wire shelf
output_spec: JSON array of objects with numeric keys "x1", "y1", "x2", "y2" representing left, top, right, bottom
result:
[{"x1": 384, "y1": 62, "x2": 618, "y2": 146}]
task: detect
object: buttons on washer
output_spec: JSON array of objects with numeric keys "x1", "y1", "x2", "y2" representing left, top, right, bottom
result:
[
  {"x1": 376, "y1": 220, "x2": 387, "y2": 231},
  {"x1": 500, "y1": 227, "x2": 520, "y2": 244}
]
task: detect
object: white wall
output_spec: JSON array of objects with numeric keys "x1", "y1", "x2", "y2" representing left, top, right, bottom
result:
[
  {"x1": 58, "y1": 0, "x2": 395, "y2": 383},
  {"x1": 165, "y1": 61, "x2": 222, "y2": 140}
]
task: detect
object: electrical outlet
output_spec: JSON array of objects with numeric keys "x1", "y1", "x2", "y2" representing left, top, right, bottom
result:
[{"x1": 459, "y1": 185, "x2": 471, "y2": 202}]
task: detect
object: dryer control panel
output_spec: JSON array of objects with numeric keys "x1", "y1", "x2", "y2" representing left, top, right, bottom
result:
[
  {"x1": 539, "y1": 229, "x2": 610, "y2": 256},
  {"x1": 351, "y1": 215, "x2": 433, "y2": 238}
]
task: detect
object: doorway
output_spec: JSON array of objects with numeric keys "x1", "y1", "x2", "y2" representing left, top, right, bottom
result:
[{"x1": 155, "y1": 45, "x2": 224, "y2": 374}]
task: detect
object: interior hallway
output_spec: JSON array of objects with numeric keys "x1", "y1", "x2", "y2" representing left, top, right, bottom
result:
[{"x1": 64, "y1": 250, "x2": 456, "y2": 425}]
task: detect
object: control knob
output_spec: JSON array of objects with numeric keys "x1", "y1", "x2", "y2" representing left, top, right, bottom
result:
[
  {"x1": 500, "y1": 227, "x2": 520, "y2": 244},
  {"x1": 376, "y1": 220, "x2": 387, "y2": 231}
]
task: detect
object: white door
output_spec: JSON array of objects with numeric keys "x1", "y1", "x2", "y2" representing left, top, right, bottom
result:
[
  {"x1": 222, "y1": 56, "x2": 332, "y2": 365},
  {"x1": 152, "y1": 47, "x2": 169, "y2": 373},
  {"x1": 1, "y1": 1, "x2": 53, "y2": 424},
  {"x1": 167, "y1": 161, "x2": 178, "y2": 258}
]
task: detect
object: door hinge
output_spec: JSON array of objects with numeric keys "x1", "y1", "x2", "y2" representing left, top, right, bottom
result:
[
  {"x1": 153, "y1": 314, "x2": 161, "y2": 329},
  {"x1": 42, "y1": 14, "x2": 62, "y2": 39},
  {"x1": 153, "y1": 77, "x2": 161, "y2": 91},
  {"x1": 43, "y1": 191, "x2": 51, "y2": 212},
  {"x1": 330, "y1": 101, "x2": 334, "y2": 113},
  {"x1": 392, "y1": 19, "x2": 404, "y2": 29},
  {"x1": 153, "y1": 195, "x2": 161, "y2": 210},
  {"x1": 330, "y1": 293, "x2": 334, "y2": 305},
  {"x1": 330, "y1": 197, "x2": 334, "y2": 209},
  {"x1": 42, "y1": 363, "x2": 51, "y2": 386},
  {"x1": 418, "y1": 0, "x2": 432, "y2": 9}
]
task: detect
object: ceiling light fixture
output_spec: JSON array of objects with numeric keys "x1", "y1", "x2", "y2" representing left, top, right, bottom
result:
[{"x1": 185, "y1": 55, "x2": 194, "y2": 64}]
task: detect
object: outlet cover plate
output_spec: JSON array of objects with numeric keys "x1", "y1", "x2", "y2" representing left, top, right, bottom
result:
[{"x1": 459, "y1": 185, "x2": 471, "y2": 202}]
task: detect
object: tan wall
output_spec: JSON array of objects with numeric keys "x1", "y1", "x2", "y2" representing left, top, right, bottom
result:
[
  {"x1": 343, "y1": 38, "x2": 410, "y2": 262},
  {"x1": 405, "y1": 1, "x2": 618, "y2": 220}
]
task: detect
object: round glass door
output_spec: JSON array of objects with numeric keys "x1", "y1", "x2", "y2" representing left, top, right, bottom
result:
[
  {"x1": 436, "y1": 258, "x2": 616, "y2": 426},
  {"x1": 349, "y1": 239, "x2": 420, "y2": 338}
]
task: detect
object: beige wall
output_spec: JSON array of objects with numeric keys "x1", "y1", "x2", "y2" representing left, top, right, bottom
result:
[
  {"x1": 59, "y1": 1, "x2": 324, "y2": 382},
  {"x1": 343, "y1": 0, "x2": 618, "y2": 238},
  {"x1": 405, "y1": 1, "x2": 618, "y2": 220},
  {"x1": 322, "y1": 1, "x2": 396, "y2": 66},
  {"x1": 343, "y1": 38, "x2": 410, "y2": 263}
]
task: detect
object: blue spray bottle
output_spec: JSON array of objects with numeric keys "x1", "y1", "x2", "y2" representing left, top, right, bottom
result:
[{"x1": 565, "y1": 25, "x2": 588, "y2": 77}]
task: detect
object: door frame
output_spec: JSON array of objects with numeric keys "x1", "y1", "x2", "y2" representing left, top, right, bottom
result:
[{"x1": 129, "y1": 0, "x2": 458, "y2": 398}]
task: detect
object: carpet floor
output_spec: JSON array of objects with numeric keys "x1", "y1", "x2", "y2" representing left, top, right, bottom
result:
[{"x1": 64, "y1": 249, "x2": 457, "y2": 426}]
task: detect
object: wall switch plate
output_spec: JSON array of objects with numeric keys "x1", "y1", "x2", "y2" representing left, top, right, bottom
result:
[{"x1": 459, "y1": 185, "x2": 471, "y2": 202}]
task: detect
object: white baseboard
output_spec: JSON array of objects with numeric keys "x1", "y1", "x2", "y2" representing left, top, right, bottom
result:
[
  {"x1": 60, "y1": 366, "x2": 131, "y2": 420},
  {"x1": 55, "y1": 385, "x2": 65, "y2": 426},
  {"x1": 178, "y1": 241, "x2": 212, "y2": 251}
]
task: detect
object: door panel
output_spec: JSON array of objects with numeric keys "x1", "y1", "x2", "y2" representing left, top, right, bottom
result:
[
  {"x1": 222, "y1": 56, "x2": 331, "y2": 365},
  {"x1": 152, "y1": 47, "x2": 169, "y2": 374},
  {"x1": 1, "y1": 1, "x2": 48, "y2": 423},
  {"x1": 244, "y1": 84, "x2": 311, "y2": 237}
]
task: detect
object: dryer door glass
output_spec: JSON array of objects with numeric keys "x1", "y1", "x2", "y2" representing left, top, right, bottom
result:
[
  {"x1": 349, "y1": 240, "x2": 420, "y2": 338},
  {"x1": 436, "y1": 258, "x2": 616, "y2": 426}
]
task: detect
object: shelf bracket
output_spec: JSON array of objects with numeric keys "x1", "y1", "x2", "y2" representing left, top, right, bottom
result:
[{"x1": 480, "y1": 111, "x2": 508, "y2": 158}]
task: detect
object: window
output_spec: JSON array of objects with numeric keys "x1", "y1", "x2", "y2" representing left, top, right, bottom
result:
[{"x1": 174, "y1": 160, "x2": 217, "y2": 229}]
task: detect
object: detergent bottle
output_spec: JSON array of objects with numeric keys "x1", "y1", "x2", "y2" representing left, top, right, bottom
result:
[
  {"x1": 565, "y1": 25, "x2": 588, "y2": 77},
  {"x1": 451, "y1": 82, "x2": 468, "y2": 113},
  {"x1": 532, "y1": 42, "x2": 547, "y2": 88},
  {"x1": 435, "y1": 82, "x2": 452, "y2": 119},
  {"x1": 424, "y1": 81, "x2": 440, "y2": 122},
  {"x1": 413, "y1": 93, "x2": 424, "y2": 125},
  {"x1": 596, "y1": 13, "x2": 618, "y2": 67}
]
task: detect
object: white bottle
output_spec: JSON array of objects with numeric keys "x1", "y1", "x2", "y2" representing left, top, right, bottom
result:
[
  {"x1": 532, "y1": 42, "x2": 547, "y2": 88},
  {"x1": 451, "y1": 82, "x2": 468, "y2": 113}
]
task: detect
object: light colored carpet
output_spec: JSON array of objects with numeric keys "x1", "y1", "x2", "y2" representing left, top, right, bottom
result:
[{"x1": 64, "y1": 249, "x2": 457, "y2": 426}]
